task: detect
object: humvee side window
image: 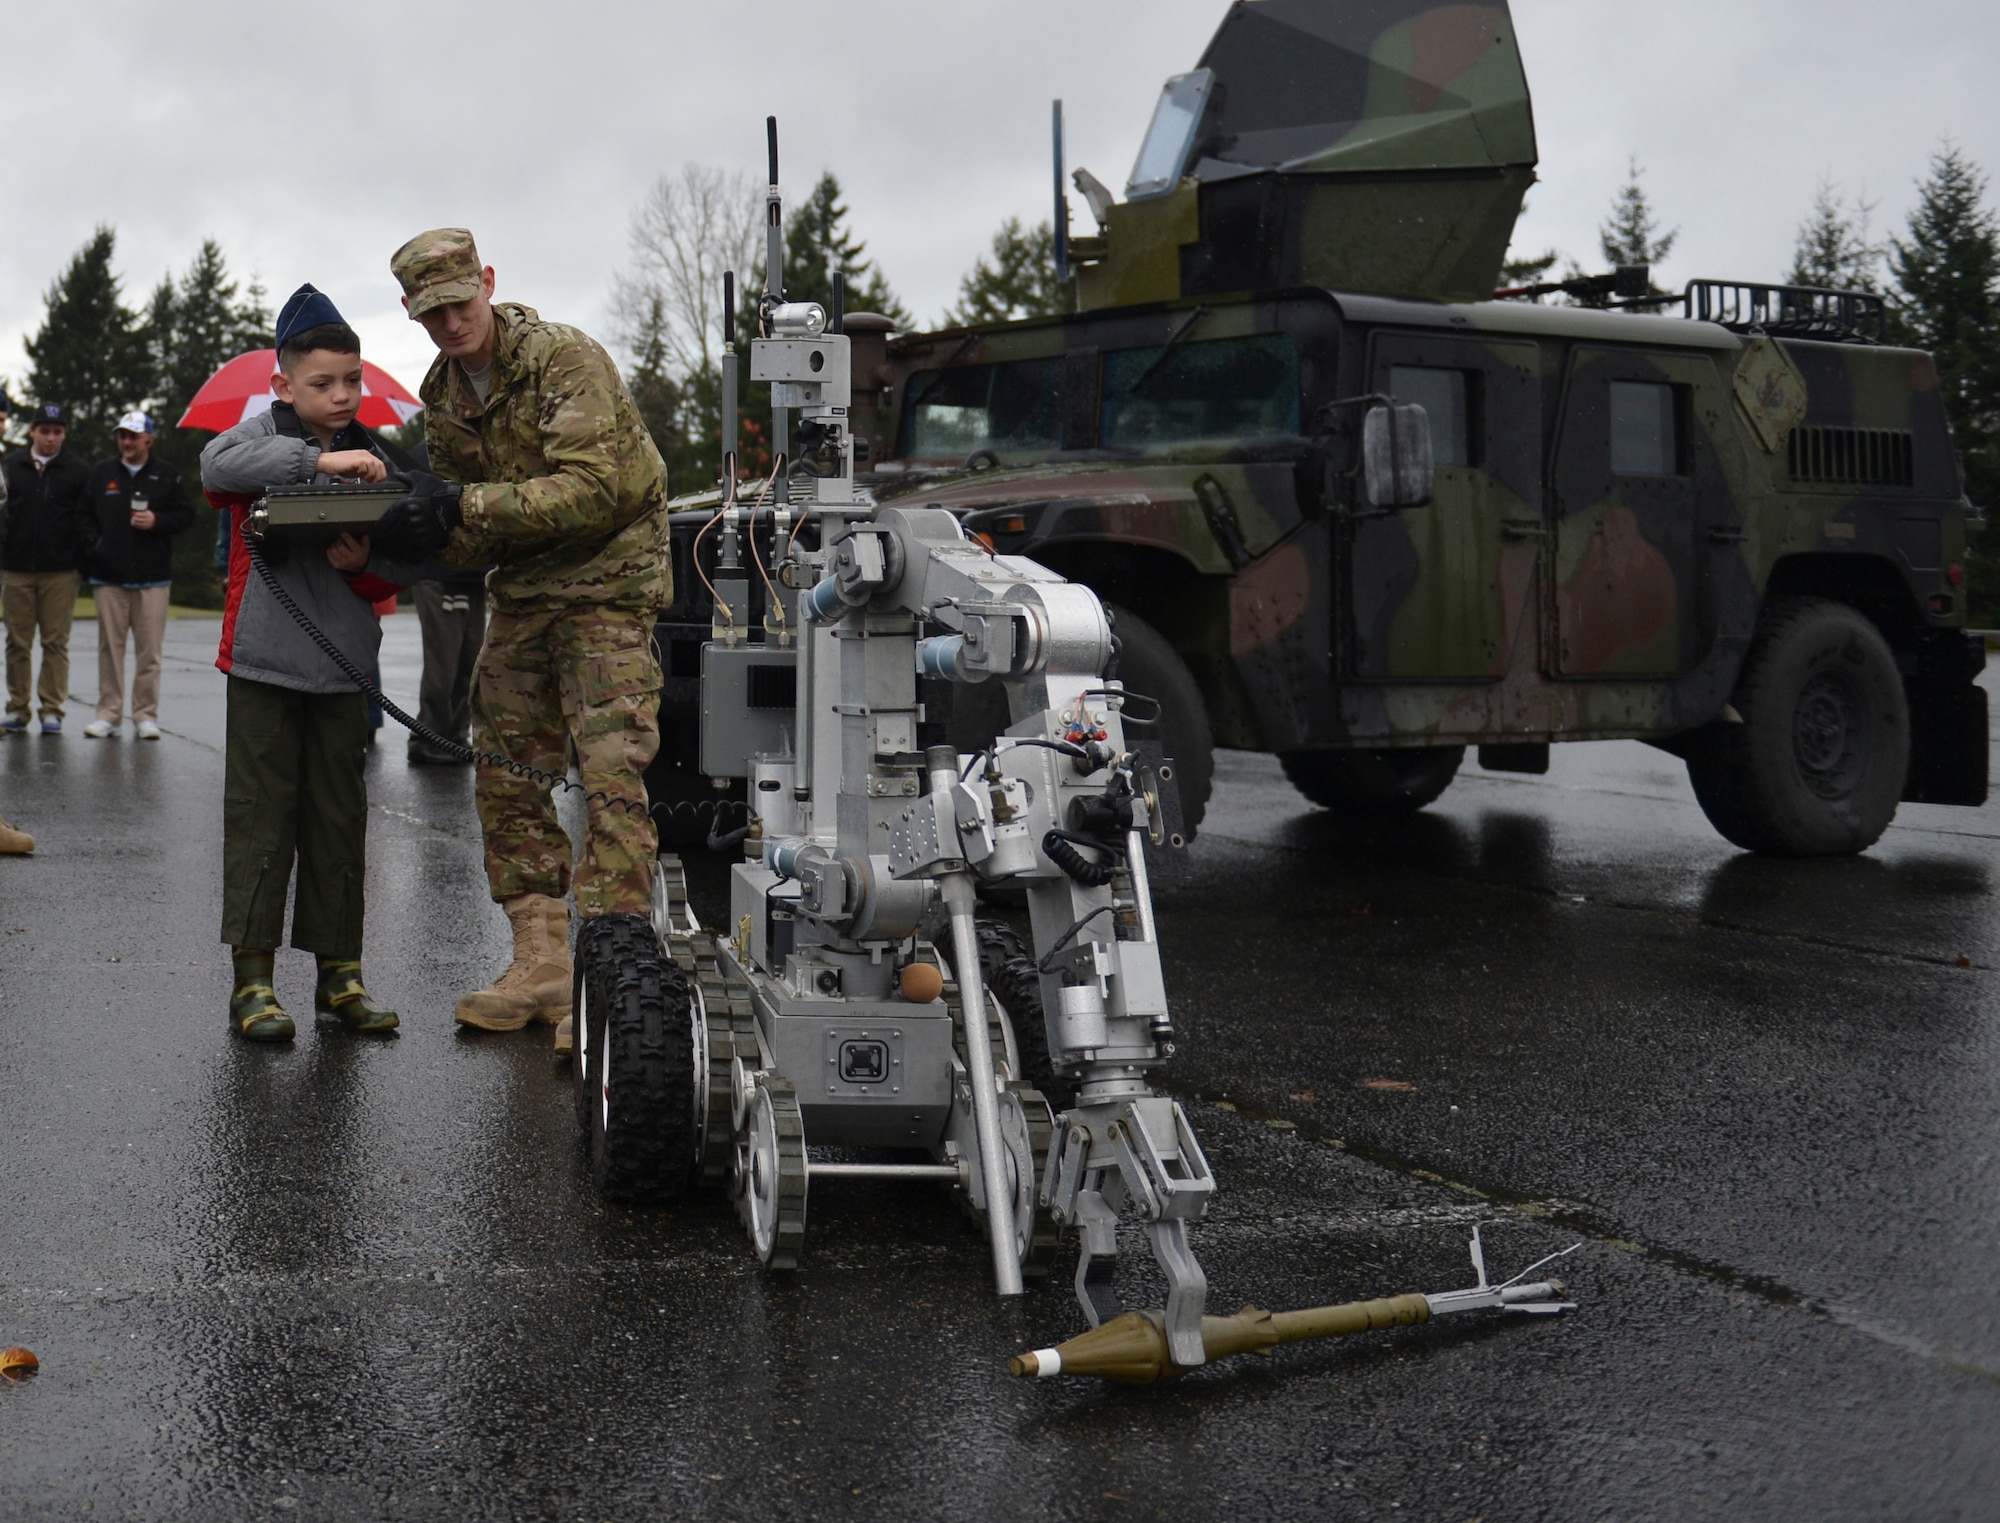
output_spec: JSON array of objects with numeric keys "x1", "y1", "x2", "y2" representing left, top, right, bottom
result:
[
  {"x1": 1099, "y1": 334, "x2": 1299, "y2": 447},
  {"x1": 1609, "y1": 381, "x2": 1682, "y2": 476},
  {"x1": 1389, "y1": 365, "x2": 1471, "y2": 467},
  {"x1": 901, "y1": 357, "x2": 1063, "y2": 459}
]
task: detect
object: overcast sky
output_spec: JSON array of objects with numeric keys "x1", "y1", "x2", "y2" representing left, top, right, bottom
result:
[{"x1": 3, "y1": 0, "x2": 1995, "y2": 407}]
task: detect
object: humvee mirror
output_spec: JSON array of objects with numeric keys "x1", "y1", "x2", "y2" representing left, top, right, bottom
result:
[{"x1": 1361, "y1": 402, "x2": 1434, "y2": 509}]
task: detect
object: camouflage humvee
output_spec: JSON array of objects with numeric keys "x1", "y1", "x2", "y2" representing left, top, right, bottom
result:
[{"x1": 649, "y1": 0, "x2": 1987, "y2": 856}]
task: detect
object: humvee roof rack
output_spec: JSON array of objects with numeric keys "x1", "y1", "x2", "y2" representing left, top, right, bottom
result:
[{"x1": 1683, "y1": 280, "x2": 1887, "y2": 344}]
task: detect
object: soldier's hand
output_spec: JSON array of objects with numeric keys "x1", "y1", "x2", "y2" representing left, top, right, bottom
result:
[
  {"x1": 319, "y1": 450, "x2": 388, "y2": 483},
  {"x1": 373, "y1": 477, "x2": 465, "y2": 561}
]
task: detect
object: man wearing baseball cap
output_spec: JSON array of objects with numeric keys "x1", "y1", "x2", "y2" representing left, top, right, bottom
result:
[
  {"x1": 77, "y1": 411, "x2": 194, "y2": 740},
  {"x1": 375, "y1": 227, "x2": 669, "y2": 1048},
  {"x1": 1, "y1": 403, "x2": 91, "y2": 734}
]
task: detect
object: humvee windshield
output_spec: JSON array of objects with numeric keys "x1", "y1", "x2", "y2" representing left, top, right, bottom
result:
[
  {"x1": 1099, "y1": 333, "x2": 1298, "y2": 448},
  {"x1": 900, "y1": 356, "x2": 1063, "y2": 460}
]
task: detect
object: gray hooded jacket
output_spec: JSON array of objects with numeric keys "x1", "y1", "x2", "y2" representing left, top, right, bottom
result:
[{"x1": 201, "y1": 406, "x2": 424, "y2": 694}]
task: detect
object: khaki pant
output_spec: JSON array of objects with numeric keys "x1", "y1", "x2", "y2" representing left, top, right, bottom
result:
[
  {"x1": 3, "y1": 569, "x2": 80, "y2": 722},
  {"x1": 94, "y1": 584, "x2": 172, "y2": 725},
  {"x1": 472, "y1": 604, "x2": 660, "y2": 916}
]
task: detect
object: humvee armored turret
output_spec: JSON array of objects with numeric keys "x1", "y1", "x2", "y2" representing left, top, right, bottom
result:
[{"x1": 648, "y1": 0, "x2": 1987, "y2": 856}]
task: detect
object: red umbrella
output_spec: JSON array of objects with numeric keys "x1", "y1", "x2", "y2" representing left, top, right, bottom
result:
[{"x1": 177, "y1": 349, "x2": 424, "y2": 433}]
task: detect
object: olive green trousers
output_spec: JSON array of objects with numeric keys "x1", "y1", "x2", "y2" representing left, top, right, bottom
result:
[{"x1": 220, "y1": 677, "x2": 369, "y2": 957}]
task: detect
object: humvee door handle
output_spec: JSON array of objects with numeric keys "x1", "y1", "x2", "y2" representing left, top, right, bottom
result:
[
  {"x1": 1501, "y1": 519, "x2": 1549, "y2": 540},
  {"x1": 1707, "y1": 526, "x2": 1748, "y2": 544}
]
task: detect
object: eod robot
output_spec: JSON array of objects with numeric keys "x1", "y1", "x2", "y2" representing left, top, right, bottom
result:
[{"x1": 571, "y1": 120, "x2": 1218, "y2": 1364}]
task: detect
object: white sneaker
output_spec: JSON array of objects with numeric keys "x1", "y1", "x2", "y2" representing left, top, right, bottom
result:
[
  {"x1": 136, "y1": 720, "x2": 162, "y2": 741},
  {"x1": 83, "y1": 720, "x2": 116, "y2": 739}
]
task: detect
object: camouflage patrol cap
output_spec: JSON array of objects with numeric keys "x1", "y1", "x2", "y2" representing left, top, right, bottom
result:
[{"x1": 392, "y1": 227, "x2": 484, "y2": 317}]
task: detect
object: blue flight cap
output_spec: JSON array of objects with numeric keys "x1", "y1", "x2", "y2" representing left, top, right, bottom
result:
[{"x1": 274, "y1": 283, "x2": 347, "y2": 352}]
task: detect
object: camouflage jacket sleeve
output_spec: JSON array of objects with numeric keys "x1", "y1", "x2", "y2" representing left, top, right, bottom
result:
[{"x1": 445, "y1": 335, "x2": 650, "y2": 564}]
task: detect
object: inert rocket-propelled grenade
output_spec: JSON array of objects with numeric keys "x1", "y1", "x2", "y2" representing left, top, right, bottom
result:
[{"x1": 1010, "y1": 1228, "x2": 1579, "y2": 1385}]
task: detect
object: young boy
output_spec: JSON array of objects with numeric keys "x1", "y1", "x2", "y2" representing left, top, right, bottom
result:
[{"x1": 200, "y1": 284, "x2": 418, "y2": 1041}]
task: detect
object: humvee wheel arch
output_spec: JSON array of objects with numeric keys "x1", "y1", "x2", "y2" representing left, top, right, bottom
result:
[
  {"x1": 1685, "y1": 597, "x2": 1910, "y2": 856},
  {"x1": 1280, "y1": 747, "x2": 1466, "y2": 816}
]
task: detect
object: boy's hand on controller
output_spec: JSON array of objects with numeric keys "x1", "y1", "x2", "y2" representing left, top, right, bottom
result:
[
  {"x1": 319, "y1": 450, "x2": 388, "y2": 483},
  {"x1": 326, "y1": 533, "x2": 372, "y2": 572}
]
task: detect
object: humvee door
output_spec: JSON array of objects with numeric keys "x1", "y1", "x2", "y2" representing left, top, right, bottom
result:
[
  {"x1": 1550, "y1": 348, "x2": 1727, "y2": 677},
  {"x1": 1345, "y1": 333, "x2": 1543, "y2": 681}
]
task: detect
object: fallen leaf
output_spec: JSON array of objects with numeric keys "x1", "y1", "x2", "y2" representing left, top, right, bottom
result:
[
  {"x1": 1361, "y1": 1079, "x2": 1417, "y2": 1092},
  {"x1": 1956, "y1": 956, "x2": 1973, "y2": 969},
  {"x1": 1289, "y1": 1090, "x2": 1316, "y2": 1102},
  {"x1": 0, "y1": 1346, "x2": 38, "y2": 1377},
  {"x1": 1348, "y1": 904, "x2": 1372, "y2": 917}
]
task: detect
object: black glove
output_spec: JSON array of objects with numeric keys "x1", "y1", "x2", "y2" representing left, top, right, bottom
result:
[{"x1": 373, "y1": 475, "x2": 464, "y2": 561}]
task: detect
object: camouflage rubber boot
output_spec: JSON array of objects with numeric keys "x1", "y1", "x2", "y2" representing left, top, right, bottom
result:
[
  {"x1": 229, "y1": 948, "x2": 295, "y2": 1043},
  {"x1": 315, "y1": 958, "x2": 401, "y2": 1034},
  {"x1": 454, "y1": 894, "x2": 573, "y2": 1032},
  {"x1": 0, "y1": 816, "x2": 33, "y2": 855}
]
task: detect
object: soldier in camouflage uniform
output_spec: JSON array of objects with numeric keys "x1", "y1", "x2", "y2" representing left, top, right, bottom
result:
[{"x1": 378, "y1": 228, "x2": 669, "y2": 1045}]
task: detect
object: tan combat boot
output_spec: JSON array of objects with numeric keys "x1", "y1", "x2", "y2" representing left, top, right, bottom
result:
[
  {"x1": 455, "y1": 893, "x2": 573, "y2": 1032},
  {"x1": 0, "y1": 817, "x2": 32, "y2": 855}
]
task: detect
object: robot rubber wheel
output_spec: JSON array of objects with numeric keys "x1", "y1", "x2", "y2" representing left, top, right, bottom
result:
[
  {"x1": 737, "y1": 1074, "x2": 807, "y2": 1269},
  {"x1": 573, "y1": 912, "x2": 703, "y2": 1204}
]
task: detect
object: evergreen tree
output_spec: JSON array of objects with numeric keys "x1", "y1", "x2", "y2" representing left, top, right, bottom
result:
[
  {"x1": 1498, "y1": 247, "x2": 1560, "y2": 288},
  {"x1": 625, "y1": 291, "x2": 681, "y2": 454},
  {"x1": 778, "y1": 173, "x2": 911, "y2": 328},
  {"x1": 1891, "y1": 145, "x2": 2000, "y2": 622},
  {"x1": 1497, "y1": 199, "x2": 1562, "y2": 293},
  {"x1": 143, "y1": 240, "x2": 272, "y2": 607},
  {"x1": 23, "y1": 227, "x2": 149, "y2": 465},
  {"x1": 625, "y1": 289, "x2": 720, "y2": 496},
  {"x1": 945, "y1": 217, "x2": 1067, "y2": 326},
  {"x1": 1788, "y1": 178, "x2": 1883, "y2": 291},
  {"x1": 1599, "y1": 159, "x2": 1678, "y2": 296}
]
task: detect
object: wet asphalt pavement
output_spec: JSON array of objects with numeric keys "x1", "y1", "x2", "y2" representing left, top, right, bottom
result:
[{"x1": 1, "y1": 614, "x2": 1996, "y2": 1521}]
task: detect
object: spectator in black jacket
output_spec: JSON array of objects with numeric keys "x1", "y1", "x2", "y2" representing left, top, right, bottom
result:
[
  {"x1": 2, "y1": 403, "x2": 90, "y2": 734},
  {"x1": 78, "y1": 412, "x2": 194, "y2": 739},
  {"x1": 0, "y1": 388, "x2": 32, "y2": 849}
]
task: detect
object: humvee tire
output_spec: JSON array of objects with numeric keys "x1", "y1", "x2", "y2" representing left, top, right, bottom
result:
[
  {"x1": 1106, "y1": 605, "x2": 1214, "y2": 838},
  {"x1": 1685, "y1": 598, "x2": 1909, "y2": 856},
  {"x1": 575, "y1": 914, "x2": 701, "y2": 1203},
  {"x1": 1280, "y1": 747, "x2": 1465, "y2": 816}
]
